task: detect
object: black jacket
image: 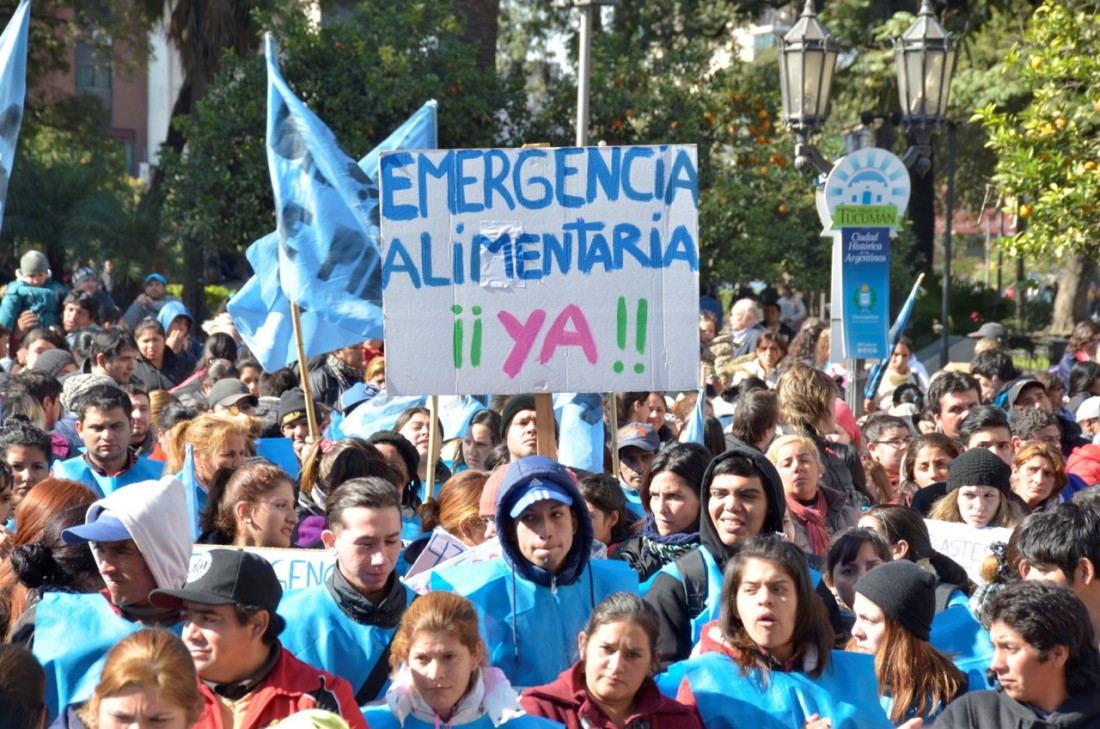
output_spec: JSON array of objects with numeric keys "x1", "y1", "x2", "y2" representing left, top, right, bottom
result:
[{"x1": 936, "y1": 687, "x2": 1100, "y2": 729}]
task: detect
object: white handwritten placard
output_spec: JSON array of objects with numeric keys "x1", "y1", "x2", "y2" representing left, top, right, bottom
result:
[
  {"x1": 925, "y1": 519, "x2": 1012, "y2": 585},
  {"x1": 379, "y1": 146, "x2": 701, "y2": 395}
]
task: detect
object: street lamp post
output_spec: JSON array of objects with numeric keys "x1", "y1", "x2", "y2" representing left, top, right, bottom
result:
[
  {"x1": 776, "y1": 0, "x2": 956, "y2": 406},
  {"x1": 557, "y1": 0, "x2": 620, "y2": 147}
]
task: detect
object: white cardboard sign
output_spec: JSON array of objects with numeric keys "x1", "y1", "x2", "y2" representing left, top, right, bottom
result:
[
  {"x1": 191, "y1": 545, "x2": 335, "y2": 592},
  {"x1": 379, "y1": 145, "x2": 701, "y2": 395},
  {"x1": 924, "y1": 519, "x2": 1012, "y2": 585}
]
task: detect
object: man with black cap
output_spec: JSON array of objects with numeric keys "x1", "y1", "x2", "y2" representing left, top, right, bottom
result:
[
  {"x1": 150, "y1": 548, "x2": 367, "y2": 729},
  {"x1": 206, "y1": 378, "x2": 259, "y2": 416},
  {"x1": 279, "y1": 387, "x2": 315, "y2": 461},
  {"x1": 500, "y1": 393, "x2": 538, "y2": 462},
  {"x1": 33, "y1": 476, "x2": 192, "y2": 716},
  {"x1": 617, "y1": 422, "x2": 659, "y2": 519}
]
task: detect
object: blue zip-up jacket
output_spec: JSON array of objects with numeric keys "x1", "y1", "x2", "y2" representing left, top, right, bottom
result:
[{"x1": 429, "y1": 456, "x2": 637, "y2": 688}]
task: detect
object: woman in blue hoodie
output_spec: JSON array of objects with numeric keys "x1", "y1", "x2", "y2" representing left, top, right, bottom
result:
[{"x1": 429, "y1": 456, "x2": 637, "y2": 688}]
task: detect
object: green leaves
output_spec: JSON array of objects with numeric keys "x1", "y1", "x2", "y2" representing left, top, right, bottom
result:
[{"x1": 977, "y1": 0, "x2": 1100, "y2": 261}]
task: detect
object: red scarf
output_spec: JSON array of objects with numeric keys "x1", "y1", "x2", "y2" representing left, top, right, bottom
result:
[{"x1": 786, "y1": 491, "x2": 829, "y2": 556}]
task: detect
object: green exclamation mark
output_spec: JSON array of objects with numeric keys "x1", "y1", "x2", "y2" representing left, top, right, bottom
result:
[
  {"x1": 613, "y1": 296, "x2": 627, "y2": 373},
  {"x1": 451, "y1": 305, "x2": 463, "y2": 368},
  {"x1": 471, "y1": 306, "x2": 483, "y2": 367},
  {"x1": 634, "y1": 298, "x2": 648, "y2": 374}
]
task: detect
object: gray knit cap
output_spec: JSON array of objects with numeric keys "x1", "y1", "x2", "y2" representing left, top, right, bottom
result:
[
  {"x1": 19, "y1": 251, "x2": 48, "y2": 275},
  {"x1": 60, "y1": 373, "x2": 116, "y2": 413},
  {"x1": 32, "y1": 349, "x2": 76, "y2": 379}
]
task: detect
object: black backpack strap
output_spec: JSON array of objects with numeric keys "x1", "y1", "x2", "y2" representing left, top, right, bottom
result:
[
  {"x1": 935, "y1": 581, "x2": 959, "y2": 614},
  {"x1": 678, "y1": 549, "x2": 709, "y2": 619},
  {"x1": 355, "y1": 592, "x2": 418, "y2": 704}
]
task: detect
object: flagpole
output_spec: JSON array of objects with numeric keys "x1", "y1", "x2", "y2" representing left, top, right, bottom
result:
[
  {"x1": 290, "y1": 302, "x2": 320, "y2": 441},
  {"x1": 609, "y1": 393, "x2": 620, "y2": 479},
  {"x1": 426, "y1": 395, "x2": 439, "y2": 500}
]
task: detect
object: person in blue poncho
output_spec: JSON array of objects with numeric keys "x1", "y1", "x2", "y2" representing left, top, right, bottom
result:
[
  {"x1": 363, "y1": 590, "x2": 562, "y2": 729},
  {"x1": 644, "y1": 445, "x2": 787, "y2": 666},
  {"x1": 34, "y1": 476, "x2": 192, "y2": 719},
  {"x1": 429, "y1": 455, "x2": 638, "y2": 688},
  {"x1": 279, "y1": 476, "x2": 416, "y2": 704},
  {"x1": 50, "y1": 385, "x2": 165, "y2": 499},
  {"x1": 662, "y1": 534, "x2": 912, "y2": 729}
]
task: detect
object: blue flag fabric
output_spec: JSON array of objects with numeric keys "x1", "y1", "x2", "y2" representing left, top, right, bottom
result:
[
  {"x1": 227, "y1": 36, "x2": 437, "y2": 371},
  {"x1": 865, "y1": 273, "x2": 924, "y2": 401},
  {"x1": 333, "y1": 394, "x2": 485, "y2": 443},
  {"x1": 680, "y1": 387, "x2": 707, "y2": 446},
  {"x1": 229, "y1": 235, "x2": 373, "y2": 373},
  {"x1": 554, "y1": 393, "x2": 605, "y2": 474},
  {"x1": 264, "y1": 34, "x2": 383, "y2": 330},
  {"x1": 180, "y1": 444, "x2": 202, "y2": 540},
  {"x1": 0, "y1": 0, "x2": 29, "y2": 228}
]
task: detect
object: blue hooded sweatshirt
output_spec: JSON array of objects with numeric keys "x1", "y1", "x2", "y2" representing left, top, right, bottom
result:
[
  {"x1": 429, "y1": 456, "x2": 637, "y2": 688},
  {"x1": 156, "y1": 300, "x2": 201, "y2": 365}
]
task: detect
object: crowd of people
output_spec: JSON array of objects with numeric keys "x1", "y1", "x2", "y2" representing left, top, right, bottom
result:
[{"x1": 1, "y1": 257, "x2": 1100, "y2": 728}]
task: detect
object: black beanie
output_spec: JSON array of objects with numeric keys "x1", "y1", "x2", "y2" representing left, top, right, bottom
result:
[
  {"x1": 855, "y1": 560, "x2": 935, "y2": 641},
  {"x1": 500, "y1": 394, "x2": 536, "y2": 440},
  {"x1": 946, "y1": 447, "x2": 1012, "y2": 494}
]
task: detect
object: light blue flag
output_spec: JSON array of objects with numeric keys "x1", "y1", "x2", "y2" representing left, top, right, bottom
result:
[
  {"x1": 0, "y1": 0, "x2": 30, "y2": 228},
  {"x1": 229, "y1": 234, "x2": 371, "y2": 373},
  {"x1": 180, "y1": 444, "x2": 202, "y2": 540},
  {"x1": 265, "y1": 34, "x2": 384, "y2": 332},
  {"x1": 228, "y1": 38, "x2": 437, "y2": 371},
  {"x1": 334, "y1": 394, "x2": 428, "y2": 441},
  {"x1": 333, "y1": 394, "x2": 485, "y2": 443},
  {"x1": 555, "y1": 393, "x2": 605, "y2": 474},
  {"x1": 865, "y1": 273, "x2": 925, "y2": 401},
  {"x1": 358, "y1": 100, "x2": 437, "y2": 180},
  {"x1": 680, "y1": 387, "x2": 707, "y2": 446}
]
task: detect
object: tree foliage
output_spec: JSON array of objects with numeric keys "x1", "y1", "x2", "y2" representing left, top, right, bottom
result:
[
  {"x1": 974, "y1": 0, "x2": 1100, "y2": 260},
  {"x1": 0, "y1": 96, "x2": 158, "y2": 279},
  {"x1": 157, "y1": 0, "x2": 532, "y2": 262}
]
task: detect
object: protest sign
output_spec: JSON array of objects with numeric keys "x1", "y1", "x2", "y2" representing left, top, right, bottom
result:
[
  {"x1": 379, "y1": 145, "x2": 701, "y2": 395},
  {"x1": 925, "y1": 519, "x2": 1012, "y2": 585},
  {"x1": 404, "y1": 528, "x2": 468, "y2": 579},
  {"x1": 192, "y1": 545, "x2": 335, "y2": 592}
]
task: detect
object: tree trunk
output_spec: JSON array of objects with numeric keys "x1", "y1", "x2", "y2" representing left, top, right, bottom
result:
[
  {"x1": 453, "y1": 0, "x2": 500, "y2": 73},
  {"x1": 1051, "y1": 251, "x2": 1096, "y2": 334}
]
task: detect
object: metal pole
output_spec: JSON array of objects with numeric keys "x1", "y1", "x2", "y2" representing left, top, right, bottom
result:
[
  {"x1": 575, "y1": 3, "x2": 593, "y2": 147},
  {"x1": 940, "y1": 123, "x2": 957, "y2": 369}
]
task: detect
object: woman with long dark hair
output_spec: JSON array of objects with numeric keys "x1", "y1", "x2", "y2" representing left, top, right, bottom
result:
[
  {"x1": 612, "y1": 443, "x2": 709, "y2": 582},
  {"x1": 665, "y1": 534, "x2": 896, "y2": 728}
]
